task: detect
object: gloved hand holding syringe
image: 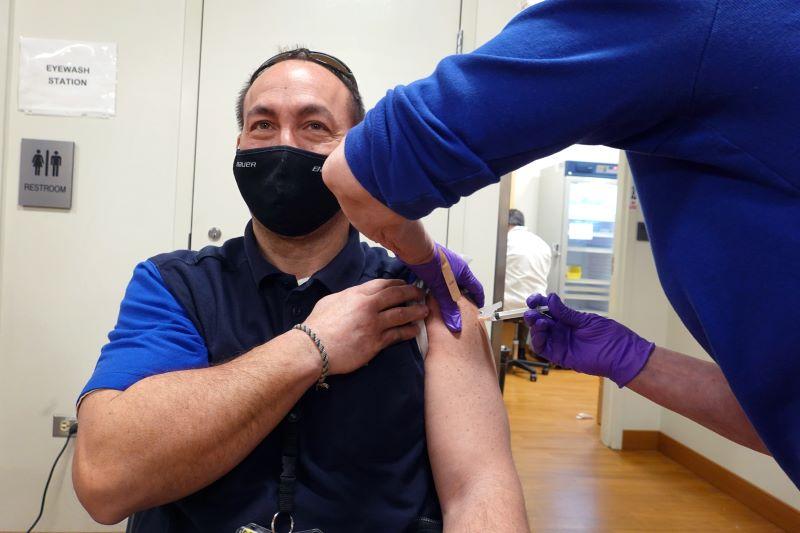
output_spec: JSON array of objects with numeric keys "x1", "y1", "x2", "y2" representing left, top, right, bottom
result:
[{"x1": 480, "y1": 293, "x2": 655, "y2": 389}]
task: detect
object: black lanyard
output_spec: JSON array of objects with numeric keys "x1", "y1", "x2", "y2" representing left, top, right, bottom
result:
[
  {"x1": 277, "y1": 405, "x2": 301, "y2": 517},
  {"x1": 269, "y1": 403, "x2": 326, "y2": 533},
  {"x1": 270, "y1": 402, "x2": 441, "y2": 533}
]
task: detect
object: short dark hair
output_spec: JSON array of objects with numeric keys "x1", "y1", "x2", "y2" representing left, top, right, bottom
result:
[
  {"x1": 236, "y1": 47, "x2": 365, "y2": 130},
  {"x1": 508, "y1": 208, "x2": 525, "y2": 227}
]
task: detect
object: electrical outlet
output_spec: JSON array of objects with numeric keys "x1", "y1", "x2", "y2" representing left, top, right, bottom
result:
[{"x1": 52, "y1": 416, "x2": 77, "y2": 438}]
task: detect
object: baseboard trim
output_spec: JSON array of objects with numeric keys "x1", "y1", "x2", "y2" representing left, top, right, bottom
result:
[
  {"x1": 621, "y1": 430, "x2": 800, "y2": 532},
  {"x1": 621, "y1": 429, "x2": 660, "y2": 451}
]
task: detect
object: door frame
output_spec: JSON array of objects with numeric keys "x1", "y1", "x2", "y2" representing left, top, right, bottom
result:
[
  {"x1": 172, "y1": 0, "x2": 204, "y2": 250},
  {"x1": 600, "y1": 153, "x2": 633, "y2": 449},
  {"x1": 0, "y1": 0, "x2": 11, "y2": 302}
]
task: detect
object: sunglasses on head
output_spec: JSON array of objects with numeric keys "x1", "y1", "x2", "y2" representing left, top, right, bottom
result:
[{"x1": 249, "y1": 50, "x2": 356, "y2": 86}]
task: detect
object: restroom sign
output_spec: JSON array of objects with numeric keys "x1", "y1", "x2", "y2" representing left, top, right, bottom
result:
[
  {"x1": 19, "y1": 37, "x2": 117, "y2": 117},
  {"x1": 19, "y1": 139, "x2": 75, "y2": 209}
]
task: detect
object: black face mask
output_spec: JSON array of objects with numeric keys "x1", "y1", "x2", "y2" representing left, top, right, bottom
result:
[{"x1": 233, "y1": 145, "x2": 341, "y2": 237}]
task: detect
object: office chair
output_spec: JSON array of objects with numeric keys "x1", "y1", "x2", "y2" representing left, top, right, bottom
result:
[{"x1": 504, "y1": 318, "x2": 550, "y2": 382}]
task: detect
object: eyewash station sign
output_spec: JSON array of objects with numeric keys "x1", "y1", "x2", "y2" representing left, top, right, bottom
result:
[{"x1": 18, "y1": 37, "x2": 117, "y2": 117}]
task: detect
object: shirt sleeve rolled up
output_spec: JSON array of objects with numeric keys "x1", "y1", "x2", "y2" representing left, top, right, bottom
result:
[{"x1": 78, "y1": 260, "x2": 209, "y2": 402}]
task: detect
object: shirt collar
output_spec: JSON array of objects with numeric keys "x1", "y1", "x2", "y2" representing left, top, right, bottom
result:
[
  {"x1": 244, "y1": 221, "x2": 366, "y2": 292},
  {"x1": 312, "y1": 226, "x2": 366, "y2": 293},
  {"x1": 244, "y1": 221, "x2": 283, "y2": 285}
]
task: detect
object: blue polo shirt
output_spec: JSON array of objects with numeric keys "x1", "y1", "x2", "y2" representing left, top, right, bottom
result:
[
  {"x1": 344, "y1": 1, "x2": 800, "y2": 485},
  {"x1": 80, "y1": 223, "x2": 440, "y2": 532}
]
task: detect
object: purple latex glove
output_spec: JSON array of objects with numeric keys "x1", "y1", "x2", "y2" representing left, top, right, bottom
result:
[
  {"x1": 406, "y1": 243, "x2": 485, "y2": 332},
  {"x1": 524, "y1": 293, "x2": 655, "y2": 387}
]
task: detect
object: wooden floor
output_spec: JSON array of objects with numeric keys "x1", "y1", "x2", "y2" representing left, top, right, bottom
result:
[{"x1": 503, "y1": 368, "x2": 783, "y2": 532}]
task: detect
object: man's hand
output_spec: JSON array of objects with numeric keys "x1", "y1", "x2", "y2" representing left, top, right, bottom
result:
[
  {"x1": 304, "y1": 278, "x2": 428, "y2": 375},
  {"x1": 73, "y1": 279, "x2": 425, "y2": 523},
  {"x1": 524, "y1": 293, "x2": 654, "y2": 387},
  {"x1": 407, "y1": 243, "x2": 485, "y2": 332}
]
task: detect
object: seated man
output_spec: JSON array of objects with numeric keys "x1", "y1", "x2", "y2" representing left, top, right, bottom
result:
[
  {"x1": 504, "y1": 209, "x2": 551, "y2": 310},
  {"x1": 72, "y1": 48, "x2": 528, "y2": 532}
]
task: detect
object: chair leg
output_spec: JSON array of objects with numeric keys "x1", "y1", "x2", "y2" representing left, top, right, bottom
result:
[
  {"x1": 498, "y1": 346, "x2": 511, "y2": 393},
  {"x1": 507, "y1": 360, "x2": 538, "y2": 382}
]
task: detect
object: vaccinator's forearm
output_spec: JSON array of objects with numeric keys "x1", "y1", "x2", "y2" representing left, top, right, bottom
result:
[{"x1": 627, "y1": 346, "x2": 769, "y2": 454}]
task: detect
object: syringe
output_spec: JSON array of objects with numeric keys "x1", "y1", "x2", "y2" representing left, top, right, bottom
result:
[{"x1": 480, "y1": 306, "x2": 551, "y2": 322}]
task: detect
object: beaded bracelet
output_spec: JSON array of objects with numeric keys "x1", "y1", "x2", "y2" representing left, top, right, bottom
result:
[{"x1": 292, "y1": 324, "x2": 330, "y2": 390}]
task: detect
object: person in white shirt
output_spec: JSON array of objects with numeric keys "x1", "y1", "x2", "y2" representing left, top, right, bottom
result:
[{"x1": 504, "y1": 209, "x2": 552, "y2": 310}]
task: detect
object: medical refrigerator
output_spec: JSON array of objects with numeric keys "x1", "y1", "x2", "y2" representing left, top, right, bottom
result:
[{"x1": 536, "y1": 161, "x2": 618, "y2": 316}]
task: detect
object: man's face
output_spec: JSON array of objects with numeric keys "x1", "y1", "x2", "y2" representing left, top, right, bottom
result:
[{"x1": 238, "y1": 59, "x2": 353, "y2": 154}]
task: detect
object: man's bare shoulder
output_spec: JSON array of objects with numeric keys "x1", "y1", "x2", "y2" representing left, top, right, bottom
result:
[{"x1": 425, "y1": 296, "x2": 491, "y2": 355}]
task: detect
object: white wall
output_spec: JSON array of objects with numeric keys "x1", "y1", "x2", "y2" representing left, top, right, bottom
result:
[
  {"x1": 603, "y1": 157, "x2": 800, "y2": 510},
  {"x1": 0, "y1": 1, "x2": 197, "y2": 530}
]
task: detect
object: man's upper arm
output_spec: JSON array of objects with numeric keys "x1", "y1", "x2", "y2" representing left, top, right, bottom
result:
[
  {"x1": 423, "y1": 297, "x2": 516, "y2": 505},
  {"x1": 78, "y1": 260, "x2": 208, "y2": 406}
]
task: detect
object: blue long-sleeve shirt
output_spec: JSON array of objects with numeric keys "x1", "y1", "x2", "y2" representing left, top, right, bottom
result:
[{"x1": 345, "y1": 0, "x2": 800, "y2": 487}]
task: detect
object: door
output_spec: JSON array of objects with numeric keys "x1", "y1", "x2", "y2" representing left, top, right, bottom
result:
[
  {"x1": 190, "y1": 0, "x2": 462, "y2": 250},
  {"x1": 536, "y1": 163, "x2": 568, "y2": 291}
]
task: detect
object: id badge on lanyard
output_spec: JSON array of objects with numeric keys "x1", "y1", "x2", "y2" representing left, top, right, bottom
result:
[
  {"x1": 236, "y1": 521, "x2": 322, "y2": 533},
  {"x1": 235, "y1": 404, "x2": 324, "y2": 533}
]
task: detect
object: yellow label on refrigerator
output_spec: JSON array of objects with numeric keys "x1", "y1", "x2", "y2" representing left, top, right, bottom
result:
[{"x1": 566, "y1": 265, "x2": 583, "y2": 280}]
